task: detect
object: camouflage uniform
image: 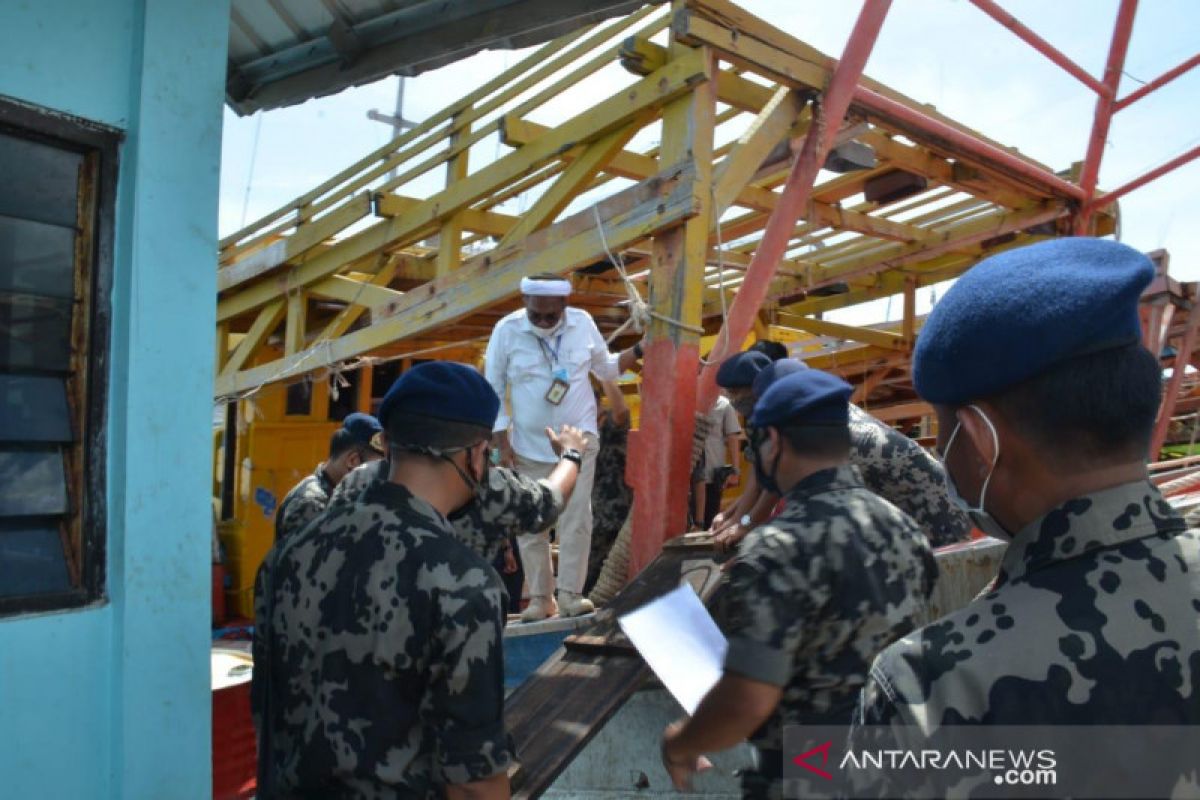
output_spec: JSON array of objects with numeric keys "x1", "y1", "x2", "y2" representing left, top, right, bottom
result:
[
  {"x1": 855, "y1": 480, "x2": 1200, "y2": 739},
  {"x1": 252, "y1": 480, "x2": 513, "y2": 798},
  {"x1": 587, "y1": 410, "x2": 632, "y2": 593},
  {"x1": 330, "y1": 459, "x2": 563, "y2": 563},
  {"x1": 848, "y1": 404, "x2": 971, "y2": 548},
  {"x1": 722, "y1": 464, "x2": 937, "y2": 799},
  {"x1": 274, "y1": 465, "x2": 334, "y2": 543}
]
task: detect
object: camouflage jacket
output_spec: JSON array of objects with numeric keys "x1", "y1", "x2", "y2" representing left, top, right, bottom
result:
[
  {"x1": 855, "y1": 480, "x2": 1200, "y2": 736},
  {"x1": 722, "y1": 465, "x2": 936, "y2": 796},
  {"x1": 252, "y1": 480, "x2": 512, "y2": 799},
  {"x1": 589, "y1": 411, "x2": 632, "y2": 590},
  {"x1": 330, "y1": 459, "x2": 562, "y2": 563},
  {"x1": 849, "y1": 404, "x2": 971, "y2": 548},
  {"x1": 274, "y1": 465, "x2": 334, "y2": 543}
]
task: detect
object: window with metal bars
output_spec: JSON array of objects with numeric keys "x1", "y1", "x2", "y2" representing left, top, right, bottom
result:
[{"x1": 0, "y1": 97, "x2": 116, "y2": 615}]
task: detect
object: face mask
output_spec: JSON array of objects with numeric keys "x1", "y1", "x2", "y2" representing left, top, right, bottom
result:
[
  {"x1": 749, "y1": 426, "x2": 783, "y2": 495},
  {"x1": 441, "y1": 442, "x2": 490, "y2": 509},
  {"x1": 733, "y1": 396, "x2": 756, "y2": 418},
  {"x1": 940, "y1": 405, "x2": 1010, "y2": 539},
  {"x1": 527, "y1": 311, "x2": 564, "y2": 338}
]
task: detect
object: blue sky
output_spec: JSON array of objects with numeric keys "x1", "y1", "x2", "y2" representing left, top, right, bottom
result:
[{"x1": 219, "y1": 0, "x2": 1200, "y2": 322}]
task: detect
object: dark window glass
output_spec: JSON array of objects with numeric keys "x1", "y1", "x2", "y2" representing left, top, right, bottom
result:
[
  {"x1": 0, "y1": 215, "x2": 76, "y2": 298},
  {"x1": 0, "y1": 375, "x2": 71, "y2": 442},
  {"x1": 327, "y1": 369, "x2": 360, "y2": 421},
  {"x1": 0, "y1": 132, "x2": 82, "y2": 227},
  {"x1": 0, "y1": 292, "x2": 72, "y2": 371},
  {"x1": 285, "y1": 379, "x2": 312, "y2": 416},
  {"x1": 0, "y1": 449, "x2": 68, "y2": 516},
  {"x1": 0, "y1": 525, "x2": 71, "y2": 597}
]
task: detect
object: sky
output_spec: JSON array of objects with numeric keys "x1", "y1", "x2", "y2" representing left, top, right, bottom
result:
[{"x1": 218, "y1": 0, "x2": 1200, "y2": 327}]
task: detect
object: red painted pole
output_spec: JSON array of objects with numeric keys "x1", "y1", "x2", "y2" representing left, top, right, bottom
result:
[
  {"x1": 853, "y1": 86, "x2": 1088, "y2": 201},
  {"x1": 696, "y1": 0, "x2": 893, "y2": 410},
  {"x1": 1084, "y1": 144, "x2": 1200, "y2": 215},
  {"x1": 1151, "y1": 307, "x2": 1200, "y2": 458},
  {"x1": 968, "y1": 0, "x2": 1107, "y2": 96},
  {"x1": 1114, "y1": 52, "x2": 1200, "y2": 112},
  {"x1": 1074, "y1": 0, "x2": 1140, "y2": 234}
]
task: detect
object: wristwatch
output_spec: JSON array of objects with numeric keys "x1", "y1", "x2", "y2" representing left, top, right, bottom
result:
[
  {"x1": 560, "y1": 447, "x2": 583, "y2": 467},
  {"x1": 739, "y1": 514, "x2": 753, "y2": 529}
]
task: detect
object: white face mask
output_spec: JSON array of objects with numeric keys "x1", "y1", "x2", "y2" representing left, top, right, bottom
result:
[
  {"x1": 941, "y1": 405, "x2": 1010, "y2": 540},
  {"x1": 529, "y1": 319, "x2": 563, "y2": 339}
]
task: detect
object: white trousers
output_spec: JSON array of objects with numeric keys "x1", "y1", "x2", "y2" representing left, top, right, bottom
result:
[{"x1": 515, "y1": 433, "x2": 599, "y2": 597}]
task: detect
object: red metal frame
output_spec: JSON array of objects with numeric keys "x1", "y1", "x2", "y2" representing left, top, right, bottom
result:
[
  {"x1": 632, "y1": 0, "x2": 1200, "y2": 575},
  {"x1": 695, "y1": 0, "x2": 894, "y2": 412}
]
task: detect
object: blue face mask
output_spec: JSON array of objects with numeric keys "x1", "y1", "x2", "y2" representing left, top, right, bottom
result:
[{"x1": 940, "y1": 405, "x2": 1010, "y2": 540}]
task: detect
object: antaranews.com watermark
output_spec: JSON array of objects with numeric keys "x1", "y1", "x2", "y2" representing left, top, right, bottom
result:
[{"x1": 782, "y1": 725, "x2": 1200, "y2": 798}]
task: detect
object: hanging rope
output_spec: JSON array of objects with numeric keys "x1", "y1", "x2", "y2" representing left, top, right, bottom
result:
[{"x1": 591, "y1": 204, "x2": 705, "y2": 344}]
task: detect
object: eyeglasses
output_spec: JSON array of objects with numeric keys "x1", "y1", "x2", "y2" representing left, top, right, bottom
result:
[{"x1": 527, "y1": 310, "x2": 562, "y2": 324}]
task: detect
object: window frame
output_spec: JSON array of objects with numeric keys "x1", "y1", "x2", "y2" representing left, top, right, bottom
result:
[{"x1": 0, "y1": 95, "x2": 118, "y2": 616}]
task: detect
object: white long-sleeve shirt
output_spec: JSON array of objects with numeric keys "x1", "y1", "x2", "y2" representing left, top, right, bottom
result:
[{"x1": 484, "y1": 307, "x2": 620, "y2": 462}]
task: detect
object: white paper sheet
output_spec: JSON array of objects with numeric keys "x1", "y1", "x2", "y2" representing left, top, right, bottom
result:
[{"x1": 618, "y1": 583, "x2": 728, "y2": 714}]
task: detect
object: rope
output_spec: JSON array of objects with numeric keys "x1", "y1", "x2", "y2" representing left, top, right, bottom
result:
[
  {"x1": 587, "y1": 509, "x2": 633, "y2": 607},
  {"x1": 591, "y1": 205, "x2": 705, "y2": 344}
]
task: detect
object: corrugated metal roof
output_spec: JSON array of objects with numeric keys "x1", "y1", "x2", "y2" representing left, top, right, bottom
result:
[{"x1": 227, "y1": 0, "x2": 658, "y2": 115}]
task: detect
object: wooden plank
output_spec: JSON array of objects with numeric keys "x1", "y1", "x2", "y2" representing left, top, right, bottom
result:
[
  {"x1": 284, "y1": 291, "x2": 306, "y2": 356},
  {"x1": 498, "y1": 116, "x2": 650, "y2": 247},
  {"x1": 215, "y1": 165, "x2": 700, "y2": 398},
  {"x1": 316, "y1": 256, "x2": 402, "y2": 343},
  {"x1": 217, "y1": 51, "x2": 709, "y2": 324},
  {"x1": 712, "y1": 85, "x2": 805, "y2": 217},
  {"x1": 309, "y1": 274, "x2": 405, "y2": 310},
  {"x1": 437, "y1": 114, "x2": 470, "y2": 277},
  {"x1": 785, "y1": 316, "x2": 909, "y2": 352},
  {"x1": 505, "y1": 544, "x2": 727, "y2": 799},
  {"x1": 217, "y1": 193, "x2": 373, "y2": 291},
  {"x1": 218, "y1": 300, "x2": 285, "y2": 381}
]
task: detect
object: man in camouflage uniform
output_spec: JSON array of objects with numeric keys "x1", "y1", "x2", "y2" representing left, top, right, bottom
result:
[
  {"x1": 587, "y1": 379, "x2": 632, "y2": 594},
  {"x1": 273, "y1": 412, "x2": 384, "y2": 542},
  {"x1": 851, "y1": 239, "x2": 1200, "y2": 793},
  {"x1": 661, "y1": 368, "x2": 937, "y2": 799},
  {"x1": 712, "y1": 356, "x2": 971, "y2": 549},
  {"x1": 328, "y1": 421, "x2": 588, "y2": 611},
  {"x1": 253, "y1": 362, "x2": 573, "y2": 798}
]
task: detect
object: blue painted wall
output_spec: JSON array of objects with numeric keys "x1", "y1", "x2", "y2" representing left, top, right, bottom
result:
[{"x1": 0, "y1": 1, "x2": 229, "y2": 796}]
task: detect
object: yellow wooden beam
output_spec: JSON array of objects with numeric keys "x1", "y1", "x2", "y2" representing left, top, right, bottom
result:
[
  {"x1": 498, "y1": 115, "x2": 650, "y2": 247},
  {"x1": 784, "y1": 316, "x2": 909, "y2": 352},
  {"x1": 316, "y1": 257, "x2": 402, "y2": 343},
  {"x1": 218, "y1": 299, "x2": 285, "y2": 381},
  {"x1": 712, "y1": 85, "x2": 804, "y2": 217},
  {"x1": 217, "y1": 50, "x2": 709, "y2": 324},
  {"x1": 309, "y1": 274, "x2": 406, "y2": 311},
  {"x1": 217, "y1": 193, "x2": 373, "y2": 291},
  {"x1": 437, "y1": 113, "x2": 471, "y2": 277},
  {"x1": 284, "y1": 291, "x2": 307, "y2": 356}
]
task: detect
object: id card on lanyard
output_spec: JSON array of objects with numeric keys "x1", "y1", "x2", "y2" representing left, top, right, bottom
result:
[{"x1": 537, "y1": 334, "x2": 570, "y2": 405}]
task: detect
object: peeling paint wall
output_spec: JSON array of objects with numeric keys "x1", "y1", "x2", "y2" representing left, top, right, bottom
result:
[{"x1": 0, "y1": 1, "x2": 230, "y2": 796}]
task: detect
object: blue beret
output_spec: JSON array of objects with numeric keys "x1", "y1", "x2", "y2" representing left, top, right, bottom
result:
[
  {"x1": 751, "y1": 368, "x2": 852, "y2": 427},
  {"x1": 715, "y1": 350, "x2": 773, "y2": 388},
  {"x1": 341, "y1": 412, "x2": 384, "y2": 452},
  {"x1": 751, "y1": 358, "x2": 809, "y2": 400},
  {"x1": 913, "y1": 238, "x2": 1154, "y2": 405},
  {"x1": 377, "y1": 362, "x2": 500, "y2": 431}
]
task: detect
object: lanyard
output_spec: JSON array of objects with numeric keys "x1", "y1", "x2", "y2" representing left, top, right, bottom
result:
[{"x1": 535, "y1": 334, "x2": 563, "y2": 370}]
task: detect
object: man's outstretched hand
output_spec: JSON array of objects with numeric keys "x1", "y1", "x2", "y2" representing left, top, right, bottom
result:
[{"x1": 545, "y1": 424, "x2": 587, "y2": 456}]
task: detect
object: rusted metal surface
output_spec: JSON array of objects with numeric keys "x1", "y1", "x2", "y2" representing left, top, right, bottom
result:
[{"x1": 927, "y1": 537, "x2": 1007, "y2": 621}]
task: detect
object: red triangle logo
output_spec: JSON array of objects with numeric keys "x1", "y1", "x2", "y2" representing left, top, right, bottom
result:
[{"x1": 792, "y1": 740, "x2": 834, "y2": 780}]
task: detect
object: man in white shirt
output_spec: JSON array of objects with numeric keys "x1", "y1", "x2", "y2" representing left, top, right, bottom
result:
[{"x1": 485, "y1": 273, "x2": 644, "y2": 620}]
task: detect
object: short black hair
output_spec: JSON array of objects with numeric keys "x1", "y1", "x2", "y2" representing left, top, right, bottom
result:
[
  {"x1": 988, "y1": 343, "x2": 1162, "y2": 465},
  {"x1": 749, "y1": 340, "x2": 789, "y2": 361},
  {"x1": 775, "y1": 423, "x2": 852, "y2": 460},
  {"x1": 329, "y1": 428, "x2": 373, "y2": 460}
]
